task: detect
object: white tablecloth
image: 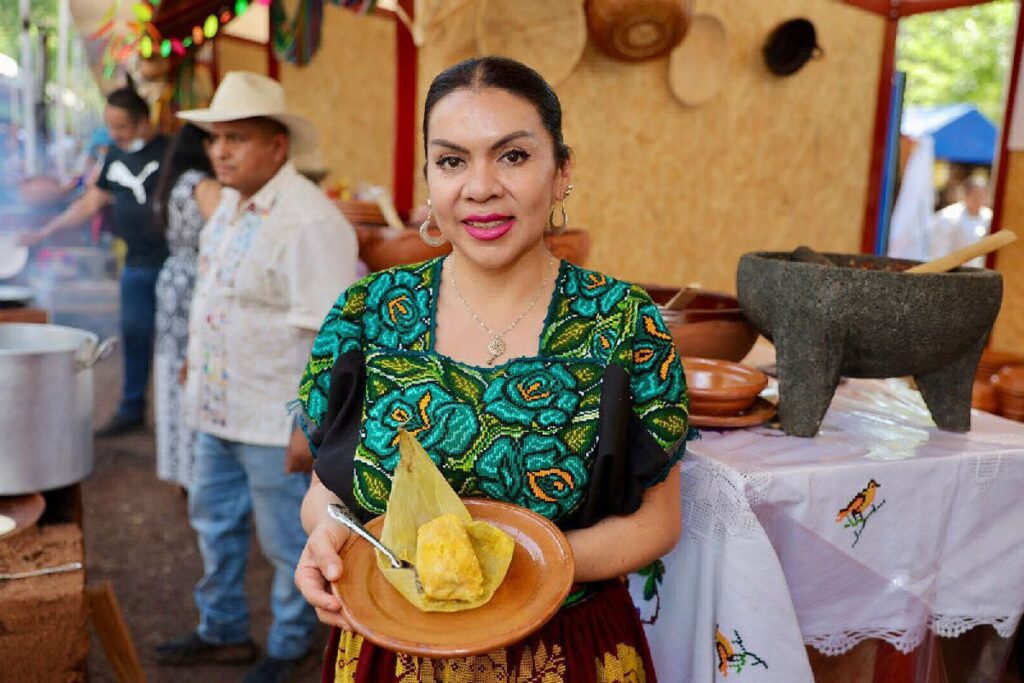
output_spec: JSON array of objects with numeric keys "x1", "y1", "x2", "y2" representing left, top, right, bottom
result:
[{"x1": 629, "y1": 379, "x2": 1024, "y2": 682}]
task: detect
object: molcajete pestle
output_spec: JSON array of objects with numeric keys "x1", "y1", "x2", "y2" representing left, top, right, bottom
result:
[{"x1": 736, "y1": 252, "x2": 1003, "y2": 437}]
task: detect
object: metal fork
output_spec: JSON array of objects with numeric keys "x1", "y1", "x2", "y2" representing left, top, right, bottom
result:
[{"x1": 327, "y1": 503, "x2": 424, "y2": 593}]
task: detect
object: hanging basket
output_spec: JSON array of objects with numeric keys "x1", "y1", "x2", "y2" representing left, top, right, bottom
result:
[{"x1": 586, "y1": 0, "x2": 693, "y2": 62}]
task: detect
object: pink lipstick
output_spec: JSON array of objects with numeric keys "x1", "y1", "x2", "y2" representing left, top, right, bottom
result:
[{"x1": 462, "y1": 214, "x2": 514, "y2": 241}]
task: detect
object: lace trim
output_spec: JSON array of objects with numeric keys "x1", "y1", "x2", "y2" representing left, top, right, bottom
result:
[
  {"x1": 681, "y1": 456, "x2": 761, "y2": 546},
  {"x1": 804, "y1": 613, "x2": 1022, "y2": 656},
  {"x1": 931, "y1": 613, "x2": 1021, "y2": 639}
]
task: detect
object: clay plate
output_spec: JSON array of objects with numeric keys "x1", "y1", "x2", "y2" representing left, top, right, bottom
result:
[
  {"x1": 0, "y1": 493, "x2": 46, "y2": 540},
  {"x1": 689, "y1": 397, "x2": 777, "y2": 428},
  {"x1": 333, "y1": 498, "x2": 574, "y2": 657}
]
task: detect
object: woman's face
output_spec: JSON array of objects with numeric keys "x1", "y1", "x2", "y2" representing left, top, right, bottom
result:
[{"x1": 425, "y1": 87, "x2": 570, "y2": 271}]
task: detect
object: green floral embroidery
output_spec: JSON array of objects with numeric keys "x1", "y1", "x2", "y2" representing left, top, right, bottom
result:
[
  {"x1": 476, "y1": 434, "x2": 589, "y2": 518},
  {"x1": 297, "y1": 258, "x2": 691, "y2": 525},
  {"x1": 482, "y1": 361, "x2": 580, "y2": 429},
  {"x1": 363, "y1": 269, "x2": 431, "y2": 349},
  {"x1": 363, "y1": 383, "x2": 478, "y2": 470},
  {"x1": 563, "y1": 268, "x2": 630, "y2": 317},
  {"x1": 630, "y1": 301, "x2": 685, "y2": 405},
  {"x1": 298, "y1": 284, "x2": 367, "y2": 426}
]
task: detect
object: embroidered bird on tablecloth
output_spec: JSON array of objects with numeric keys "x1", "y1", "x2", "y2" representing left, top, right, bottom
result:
[{"x1": 836, "y1": 479, "x2": 880, "y2": 523}]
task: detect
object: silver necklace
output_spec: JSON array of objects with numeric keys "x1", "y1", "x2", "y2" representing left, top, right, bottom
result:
[{"x1": 447, "y1": 255, "x2": 555, "y2": 365}]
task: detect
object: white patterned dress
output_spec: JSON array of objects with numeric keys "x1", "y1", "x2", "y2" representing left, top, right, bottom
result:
[{"x1": 155, "y1": 170, "x2": 208, "y2": 488}]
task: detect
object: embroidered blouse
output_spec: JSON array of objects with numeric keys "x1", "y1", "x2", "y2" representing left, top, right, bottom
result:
[{"x1": 297, "y1": 257, "x2": 691, "y2": 531}]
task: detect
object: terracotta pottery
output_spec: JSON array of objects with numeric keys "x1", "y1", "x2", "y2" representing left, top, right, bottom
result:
[
  {"x1": 333, "y1": 498, "x2": 573, "y2": 658},
  {"x1": 338, "y1": 199, "x2": 385, "y2": 226},
  {"x1": 688, "y1": 396, "x2": 776, "y2": 428},
  {"x1": 683, "y1": 357, "x2": 768, "y2": 416},
  {"x1": 645, "y1": 286, "x2": 758, "y2": 362},
  {"x1": 587, "y1": 0, "x2": 694, "y2": 61},
  {"x1": 0, "y1": 493, "x2": 45, "y2": 540},
  {"x1": 359, "y1": 227, "x2": 452, "y2": 272},
  {"x1": 545, "y1": 228, "x2": 591, "y2": 266},
  {"x1": 976, "y1": 348, "x2": 1024, "y2": 383},
  {"x1": 972, "y1": 381, "x2": 1000, "y2": 414}
]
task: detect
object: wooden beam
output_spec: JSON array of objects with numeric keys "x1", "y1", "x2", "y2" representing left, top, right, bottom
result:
[
  {"x1": 392, "y1": 0, "x2": 417, "y2": 221},
  {"x1": 897, "y1": 0, "x2": 997, "y2": 17},
  {"x1": 987, "y1": 0, "x2": 1024, "y2": 268},
  {"x1": 861, "y1": 16, "x2": 901, "y2": 253}
]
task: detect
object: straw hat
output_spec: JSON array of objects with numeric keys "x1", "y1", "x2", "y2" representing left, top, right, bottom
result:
[
  {"x1": 668, "y1": 13, "x2": 728, "y2": 107},
  {"x1": 177, "y1": 71, "x2": 317, "y2": 156}
]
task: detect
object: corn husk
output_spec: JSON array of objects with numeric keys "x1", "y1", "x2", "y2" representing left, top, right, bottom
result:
[{"x1": 378, "y1": 430, "x2": 515, "y2": 611}]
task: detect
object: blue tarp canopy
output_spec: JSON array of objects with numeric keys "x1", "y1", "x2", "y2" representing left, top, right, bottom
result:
[{"x1": 901, "y1": 104, "x2": 997, "y2": 165}]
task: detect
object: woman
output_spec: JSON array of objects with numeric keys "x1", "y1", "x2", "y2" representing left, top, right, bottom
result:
[
  {"x1": 153, "y1": 123, "x2": 220, "y2": 490},
  {"x1": 294, "y1": 57, "x2": 691, "y2": 681}
]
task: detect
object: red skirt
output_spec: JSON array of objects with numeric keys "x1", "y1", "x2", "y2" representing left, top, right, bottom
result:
[{"x1": 321, "y1": 580, "x2": 657, "y2": 682}]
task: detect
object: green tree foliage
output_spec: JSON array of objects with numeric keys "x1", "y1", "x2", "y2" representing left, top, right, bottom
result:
[
  {"x1": 0, "y1": 0, "x2": 58, "y2": 61},
  {"x1": 897, "y1": 1, "x2": 1018, "y2": 123}
]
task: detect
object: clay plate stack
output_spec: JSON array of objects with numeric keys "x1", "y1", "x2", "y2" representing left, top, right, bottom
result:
[{"x1": 683, "y1": 357, "x2": 774, "y2": 428}]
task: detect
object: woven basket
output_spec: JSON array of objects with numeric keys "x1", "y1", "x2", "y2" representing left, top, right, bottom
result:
[{"x1": 587, "y1": 0, "x2": 693, "y2": 62}]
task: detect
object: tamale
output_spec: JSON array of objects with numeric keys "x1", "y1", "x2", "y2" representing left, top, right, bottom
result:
[
  {"x1": 415, "y1": 513, "x2": 485, "y2": 601},
  {"x1": 377, "y1": 430, "x2": 515, "y2": 612}
]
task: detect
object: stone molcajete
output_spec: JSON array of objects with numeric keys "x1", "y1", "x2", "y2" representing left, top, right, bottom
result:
[{"x1": 737, "y1": 252, "x2": 1003, "y2": 437}]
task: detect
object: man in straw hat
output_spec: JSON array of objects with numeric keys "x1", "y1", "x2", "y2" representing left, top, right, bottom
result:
[{"x1": 154, "y1": 72, "x2": 357, "y2": 683}]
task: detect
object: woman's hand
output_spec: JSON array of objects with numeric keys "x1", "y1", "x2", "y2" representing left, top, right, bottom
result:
[{"x1": 295, "y1": 519, "x2": 353, "y2": 629}]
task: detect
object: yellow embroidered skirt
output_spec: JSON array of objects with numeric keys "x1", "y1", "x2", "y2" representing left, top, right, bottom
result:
[{"x1": 320, "y1": 579, "x2": 656, "y2": 682}]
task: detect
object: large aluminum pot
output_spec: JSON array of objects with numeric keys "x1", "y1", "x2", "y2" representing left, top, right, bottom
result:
[{"x1": 0, "y1": 323, "x2": 115, "y2": 494}]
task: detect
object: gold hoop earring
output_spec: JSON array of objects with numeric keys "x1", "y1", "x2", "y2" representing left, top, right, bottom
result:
[
  {"x1": 419, "y1": 204, "x2": 447, "y2": 247},
  {"x1": 547, "y1": 184, "x2": 573, "y2": 235},
  {"x1": 547, "y1": 202, "x2": 568, "y2": 235}
]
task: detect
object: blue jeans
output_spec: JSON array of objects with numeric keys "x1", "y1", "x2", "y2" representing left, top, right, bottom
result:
[
  {"x1": 118, "y1": 265, "x2": 161, "y2": 421},
  {"x1": 189, "y1": 432, "x2": 316, "y2": 659}
]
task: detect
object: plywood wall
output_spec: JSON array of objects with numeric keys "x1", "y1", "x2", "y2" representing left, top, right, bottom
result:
[
  {"x1": 992, "y1": 150, "x2": 1024, "y2": 352},
  {"x1": 216, "y1": 38, "x2": 268, "y2": 78},
  {"x1": 280, "y1": 9, "x2": 397, "y2": 190},
  {"x1": 416, "y1": 0, "x2": 885, "y2": 291},
  {"x1": 287, "y1": 0, "x2": 885, "y2": 293}
]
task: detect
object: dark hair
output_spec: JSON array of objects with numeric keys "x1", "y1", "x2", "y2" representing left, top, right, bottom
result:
[
  {"x1": 106, "y1": 77, "x2": 150, "y2": 122},
  {"x1": 422, "y1": 56, "x2": 571, "y2": 169},
  {"x1": 153, "y1": 123, "x2": 213, "y2": 233}
]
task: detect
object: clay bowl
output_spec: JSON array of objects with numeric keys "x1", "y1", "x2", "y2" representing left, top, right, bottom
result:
[
  {"x1": 992, "y1": 367, "x2": 1024, "y2": 421},
  {"x1": 683, "y1": 357, "x2": 768, "y2": 416},
  {"x1": 545, "y1": 228, "x2": 591, "y2": 266},
  {"x1": 338, "y1": 199, "x2": 385, "y2": 226},
  {"x1": 972, "y1": 381, "x2": 1000, "y2": 414},
  {"x1": 976, "y1": 348, "x2": 1024, "y2": 383},
  {"x1": 644, "y1": 286, "x2": 758, "y2": 362},
  {"x1": 359, "y1": 226, "x2": 452, "y2": 271}
]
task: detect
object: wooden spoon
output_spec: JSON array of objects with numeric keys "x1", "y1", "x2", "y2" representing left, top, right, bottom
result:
[
  {"x1": 665, "y1": 284, "x2": 701, "y2": 310},
  {"x1": 906, "y1": 230, "x2": 1017, "y2": 274}
]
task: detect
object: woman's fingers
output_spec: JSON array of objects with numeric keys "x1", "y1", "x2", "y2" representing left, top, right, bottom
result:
[
  {"x1": 295, "y1": 522, "x2": 355, "y2": 627},
  {"x1": 309, "y1": 523, "x2": 349, "y2": 582},
  {"x1": 295, "y1": 558, "x2": 340, "y2": 611}
]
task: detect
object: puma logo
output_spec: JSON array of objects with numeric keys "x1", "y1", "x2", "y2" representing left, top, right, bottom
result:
[{"x1": 107, "y1": 160, "x2": 160, "y2": 204}]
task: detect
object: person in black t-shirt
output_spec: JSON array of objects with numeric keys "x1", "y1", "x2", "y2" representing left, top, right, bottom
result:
[{"x1": 22, "y1": 84, "x2": 169, "y2": 437}]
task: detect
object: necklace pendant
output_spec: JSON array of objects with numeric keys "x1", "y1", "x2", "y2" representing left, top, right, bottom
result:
[{"x1": 486, "y1": 336, "x2": 506, "y2": 365}]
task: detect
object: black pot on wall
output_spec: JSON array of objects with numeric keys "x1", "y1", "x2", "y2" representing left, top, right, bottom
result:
[{"x1": 763, "y1": 18, "x2": 822, "y2": 77}]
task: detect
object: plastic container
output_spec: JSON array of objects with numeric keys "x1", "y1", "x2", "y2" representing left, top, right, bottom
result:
[
  {"x1": 33, "y1": 246, "x2": 112, "y2": 282},
  {"x1": 30, "y1": 278, "x2": 120, "y2": 340}
]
